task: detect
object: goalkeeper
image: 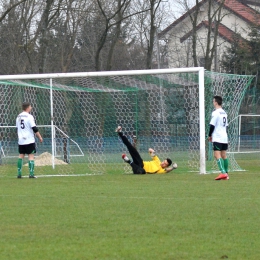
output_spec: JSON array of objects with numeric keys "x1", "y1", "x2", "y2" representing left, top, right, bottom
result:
[{"x1": 116, "y1": 126, "x2": 177, "y2": 174}]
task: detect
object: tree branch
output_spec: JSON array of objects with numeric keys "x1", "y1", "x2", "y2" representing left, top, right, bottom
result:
[{"x1": 0, "y1": 0, "x2": 27, "y2": 23}]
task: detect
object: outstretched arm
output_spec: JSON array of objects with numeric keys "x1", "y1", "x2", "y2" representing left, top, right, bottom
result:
[{"x1": 165, "y1": 163, "x2": 178, "y2": 173}]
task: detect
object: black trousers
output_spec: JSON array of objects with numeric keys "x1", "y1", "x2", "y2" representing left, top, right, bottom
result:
[{"x1": 118, "y1": 133, "x2": 146, "y2": 174}]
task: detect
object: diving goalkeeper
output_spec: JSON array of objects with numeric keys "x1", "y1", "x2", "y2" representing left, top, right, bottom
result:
[{"x1": 116, "y1": 126, "x2": 177, "y2": 174}]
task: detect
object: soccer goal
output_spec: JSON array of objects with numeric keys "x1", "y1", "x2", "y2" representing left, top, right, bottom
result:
[
  {"x1": 235, "y1": 114, "x2": 260, "y2": 153},
  {"x1": 0, "y1": 68, "x2": 255, "y2": 176}
]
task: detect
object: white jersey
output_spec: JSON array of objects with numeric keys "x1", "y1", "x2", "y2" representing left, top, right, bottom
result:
[
  {"x1": 209, "y1": 108, "x2": 228, "y2": 143},
  {"x1": 16, "y1": 111, "x2": 36, "y2": 145}
]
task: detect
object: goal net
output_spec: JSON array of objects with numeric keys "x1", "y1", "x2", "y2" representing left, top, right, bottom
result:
[
  {"x1": 204, "y1": 72, "x2": 256, "y2": 172},
  {"x1": 0, "y1": 68, "x2": 255, "y2": 176}
]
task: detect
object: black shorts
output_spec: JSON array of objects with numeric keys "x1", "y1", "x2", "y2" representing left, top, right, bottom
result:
[
  {"x1": 18, "y1": 143, "x2": 36, "y2": 155},
  {"x1": 213, "y1": 142, "x2": 228, "y2": 151}
]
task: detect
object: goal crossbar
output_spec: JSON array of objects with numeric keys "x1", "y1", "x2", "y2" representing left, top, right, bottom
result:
[{"x1": 0, "y1": 68, "x2": 204, "y2": 80}]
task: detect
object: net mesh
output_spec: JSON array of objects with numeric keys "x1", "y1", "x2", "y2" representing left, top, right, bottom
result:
[
  {"x1": 237, "y1": 115, "x2": 260, "y2": 153},
  {"x1": 204, "y1": 71, "x2": 255, "y2": 172},
  {"x1": 0, "y1": 70, "x2": 255, "y2": 176}
]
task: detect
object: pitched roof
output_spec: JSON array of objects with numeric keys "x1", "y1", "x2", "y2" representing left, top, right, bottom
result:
[
  {"x1": 223, "y1": 0, "x2": 260, "y2": 25},
  {"x1": 159, "y1": 0, "x2": 260, "y2": 38},
  {"x1": 179, "y1": 21, "x2": 244, "y2": 43},
  {"x1": 158, "y1": 0, "x2": 206, "y2": 38},
  {"x1": 217, "y1": 22, "x2": 241, "y2": 42},
  {"x1": 240, "y1": 0, "x2": 260, "y2": 6}
]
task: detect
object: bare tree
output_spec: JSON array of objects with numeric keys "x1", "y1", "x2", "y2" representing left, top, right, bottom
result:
[
  {"x1": 160, "y1": 0, "x2": 226, "y2": 71},
  {"x1": 187, "y1": 0, "x2": 200, "y2": 67},
  {"x1": 131, "y1": 0, "x2": 169, "y2": 69},
  {"x1": 106, "y1": 0, "x2": 125, "y2": 71},
  {"x1": 146, "y1": 0, "x2": 163, "y2": 69},
  {"x1": 182, "y1": 0, "x2": 226, "y2": 70},
  {"x1": 0, "y1": 0, "x2": 31, "y2": 74},
  {"x1": 37, "y1": 0, "x2": 63, "y2": 73},
  {"x1": 0, "y1": 0, "x2": 27, "y2": 23},
  {"x1": 94, "y1": 0, "x2": 132, "y2": 71},
  {"x1": 204, "y1": 0, "x2": 225, "y2": 70},
  {"x1": 53, "y1": 0, "x2": 92, "y2": 72},
  {"x1": 0, "y1": 0, "x2": 180, "y2": 74},
  {"x1": 92, "y1": 0, "x2": 155, "y2": 71}
]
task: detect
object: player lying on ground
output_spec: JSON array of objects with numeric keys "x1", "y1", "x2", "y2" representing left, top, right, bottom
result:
[{"x1": 116, "y1": 126, "x2": 177, "y2": 174}]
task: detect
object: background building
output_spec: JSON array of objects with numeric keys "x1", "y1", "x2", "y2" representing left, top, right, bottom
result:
[{"x1": 159, "y1": 0, "x2": 260, "y2": 72}]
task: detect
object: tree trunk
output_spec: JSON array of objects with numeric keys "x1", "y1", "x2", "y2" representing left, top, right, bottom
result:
[
  {"x1": 106, "y1": 0, "x2": 123, "y2": 71},
  {"x1": 38, "y1": 0, "x2": 54, "y2": 73},
  {"x1": 191, "y1": 0, "x2": 200, "y2": 67}
]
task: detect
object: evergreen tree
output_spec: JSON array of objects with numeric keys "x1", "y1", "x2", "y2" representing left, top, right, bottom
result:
[
  {"x1": 221, "y1": 34, "x2": 251, "y2": 75},
  {"x1": 221, "y1": 25, "x2": 260, "y2": 114},
  {"x1": 247, "y1": 26, "x2": 260, "y2": 77}
]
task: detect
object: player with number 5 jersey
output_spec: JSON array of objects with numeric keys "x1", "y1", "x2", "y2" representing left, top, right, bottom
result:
[
  {"x1": 17, "y1": 110, "x2": 37, "y2": 145},
  {"x1": 208, "y1": 96, "x2": 229, "y2": 180},
  {"x1": 16, "y1": 102, "x2": 43, "y2": 178}
]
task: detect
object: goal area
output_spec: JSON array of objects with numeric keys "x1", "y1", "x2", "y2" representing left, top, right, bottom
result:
[{"x1": 0, "y1": 68, "x2": 255, "y2": 176}]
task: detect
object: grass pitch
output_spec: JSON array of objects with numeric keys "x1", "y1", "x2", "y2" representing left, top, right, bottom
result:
[{"x1": 0, "y1": 159, "x2": 260, "y2": 260}]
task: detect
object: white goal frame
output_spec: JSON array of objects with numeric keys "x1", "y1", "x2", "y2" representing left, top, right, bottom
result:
[
  {"x1": 0, "y1": 125, "x2": 84, "y2": 160},
  {"x1": 0, "y1": 67, "x2": 206, "y2": 174},
  {"x1": 238, "y1": 114, "x2": 260, "y2": 153}
]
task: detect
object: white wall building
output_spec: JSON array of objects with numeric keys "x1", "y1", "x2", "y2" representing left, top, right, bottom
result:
[{"x1": 159, "y1": 0, "x2": 260, "y2": 71}]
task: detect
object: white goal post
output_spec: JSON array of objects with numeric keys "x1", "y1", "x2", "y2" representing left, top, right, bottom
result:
[
  {"x1": 0, "y1": 68, "x2": 254, "y2": 176},
  {"x1": 237, "y1": 114, "x2": 260, "y2": 153}
]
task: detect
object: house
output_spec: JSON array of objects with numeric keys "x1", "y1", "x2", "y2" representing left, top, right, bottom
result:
[{"x1": 159, "y1": 0, "x2": 260, "y2": 71}]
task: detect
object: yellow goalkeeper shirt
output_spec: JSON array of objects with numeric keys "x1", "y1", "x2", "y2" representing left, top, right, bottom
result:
[{"x1": 143, "y1": 155, "x2": 167, "y2": 174}]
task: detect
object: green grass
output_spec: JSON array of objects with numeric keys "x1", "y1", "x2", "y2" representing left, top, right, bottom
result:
[{"x1": 0, "y1": 160, "x2": 260, "y2": 260}]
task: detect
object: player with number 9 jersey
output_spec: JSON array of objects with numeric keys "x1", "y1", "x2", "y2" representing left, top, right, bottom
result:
[
  {"x1": 208, "y1": 96, "x2": 229, "y2": 181},
  {"x1": 209, "y1": 108, "x2": 228, "y2": 144}
]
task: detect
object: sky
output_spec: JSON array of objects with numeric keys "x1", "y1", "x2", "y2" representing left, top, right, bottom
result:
[{"x1": 161, "y1": 0, "x2": 197, "y2": 29}]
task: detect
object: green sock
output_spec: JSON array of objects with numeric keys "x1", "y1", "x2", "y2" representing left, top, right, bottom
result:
[
  {"x1": 17, "y1": 158, "x2": 23, "y2": 176},
  {"x1": 223, "y1": 158, "x2": 229, "y2": 173},
  {"x1": 29, "y1": 160, "x2": 35, "y2": 176},
  {"x1": 217, "y1": 158, "x2": 226, "y2": 173}
]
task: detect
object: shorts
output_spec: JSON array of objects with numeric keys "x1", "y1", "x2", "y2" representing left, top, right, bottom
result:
[
  {"x1": 18, "y1": 143, "x2": 36, "y2": 155},
  {"x1": 212, "y1": 142, "x2": 228, "y2": 151}
]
